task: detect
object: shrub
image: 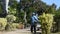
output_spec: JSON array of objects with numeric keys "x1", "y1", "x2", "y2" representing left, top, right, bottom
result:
[
  {"x1": 11, "y1": 23, "x2": 19, "y2": 29},
  {"x1": 6, "y1": 15, "x2": 16, "y2": 23},
  {"x1": 0, "y1": 18, "x2": 7, "y2": 30},
  {"x1": 5, "y1": 23, "x2": 19, "y2": 31},
  {"x1": 39, "y1": 13, "x2": 54, "y2": 34},
  {"x1": 6, "y1": 15, "x2": 18, "y2": 30}
]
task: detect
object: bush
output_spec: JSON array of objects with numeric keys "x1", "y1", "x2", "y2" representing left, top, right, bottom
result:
[
  {"x1": 0, "y1": 18, "x2": 7, "y2": 30},
  {"x1": 5, "y1": 23, "x2": 19, "y2": 31},
  {"x1": 6, "y1": 15, "x2": 16, "y2": 23},
  {"x1": 6, "y1": 15, "x2": 18, "y2": 30},
  {"x1": 39, "y1": 13, "x2": 54, "y2": 34},
  {"x1": 11, "y1": 23, "x2": 19, "y2": 29}
]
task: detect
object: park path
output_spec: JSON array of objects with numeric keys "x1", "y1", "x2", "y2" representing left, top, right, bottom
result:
[
  {"x1": 0, "y1": 28, "x2": 41, "y2": 34},
  {"x1": 0, "y1": 27, "x2": 59, "y2": 34}
]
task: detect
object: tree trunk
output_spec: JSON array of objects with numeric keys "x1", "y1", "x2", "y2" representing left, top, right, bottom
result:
[
  {"x1": 6, "y1": 0, "x2": 9, "y2": 13},
  {"x1": 24, "y1": 11, "x2": 27, "y2": 28},
  {"x1": 2, "y1": 0, "x2": 9, "y2": 14}
]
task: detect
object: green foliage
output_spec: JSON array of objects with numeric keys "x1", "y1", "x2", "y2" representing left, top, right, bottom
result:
[
  {"x1": 10, "y1": 0, "x2": 18, "y2": 8},
  {"x1": 55, "y1": 8, "x2": 60, "y2": 16},
  {"x1": 19, "y1": 9, "x2": 24, "y2": 18},
  {"x1": 6, "y1": 15, "x2": 16, "y2": 23},
  {"x1": 8, "y1": 7, "x2": 17, "y2": 15},
  {"x1": 54, "y1": 8, "x2": 60, "y2": 31},
  {"x1": 54, "y1": 8, "x2": 60, "y2": 24},
  {"x1": 29, "y1": 7, "x2": 35, "y2": 12},
  {"x1": 39, "y1": 13, "x2": 54, "y2": 34},
  {"x1": 47, "y1": 6, "x2": 56, "y2": 14},
  {"x1": 8, "y1": 0, "x2": 18, "y2": 15},
  {"x1": 5, "y1": 23, "x2": 19, "y2": 31},
  {"x1": 0, "y1": 18, "x2": 7, "y2": 30},
  {"x1": 6, "y1": 14, "x2": 19, "y2": 30},
  {"x1": 12, "y1": 23, "x2": 19, "y2": 28},
  {"x1": 15, "y1": 9, "x2": 25, "y2": 23},
  {"x1": 9, "y1": 0, "x2": 57, "y2": 23}
]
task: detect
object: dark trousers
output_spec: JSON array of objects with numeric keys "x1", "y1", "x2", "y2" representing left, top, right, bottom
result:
[{"x1": 31, "y1": 24, "x2": 36, "y2": 33}]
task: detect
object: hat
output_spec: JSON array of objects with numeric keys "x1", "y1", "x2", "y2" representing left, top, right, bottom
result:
[{"x1": 32, "y1": 13, "x2": 35, "y2": 15}]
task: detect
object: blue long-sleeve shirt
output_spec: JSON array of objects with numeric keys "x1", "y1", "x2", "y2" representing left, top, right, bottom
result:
[{"x1": 31, "y1": 15, "x2": 38, "y2": 24}]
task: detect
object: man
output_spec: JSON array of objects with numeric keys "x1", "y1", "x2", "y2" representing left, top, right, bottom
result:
[{"x1": 30, "y1": 13, "x2": 38, "y2": 34}]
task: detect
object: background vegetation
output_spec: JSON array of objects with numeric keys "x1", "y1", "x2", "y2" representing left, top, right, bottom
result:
[{"x1": 0, "y1": 0, "x2": 60, "y2": 33}]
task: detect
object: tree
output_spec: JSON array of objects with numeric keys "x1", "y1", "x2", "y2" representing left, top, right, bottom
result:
[{"x1": 54, "y1": 7, "x2": 60, "y2": 32}]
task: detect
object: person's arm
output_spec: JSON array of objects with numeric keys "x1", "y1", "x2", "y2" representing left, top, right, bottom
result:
[{"x1": 34, "y1": 16, "x2": 39, "y2": 22}]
